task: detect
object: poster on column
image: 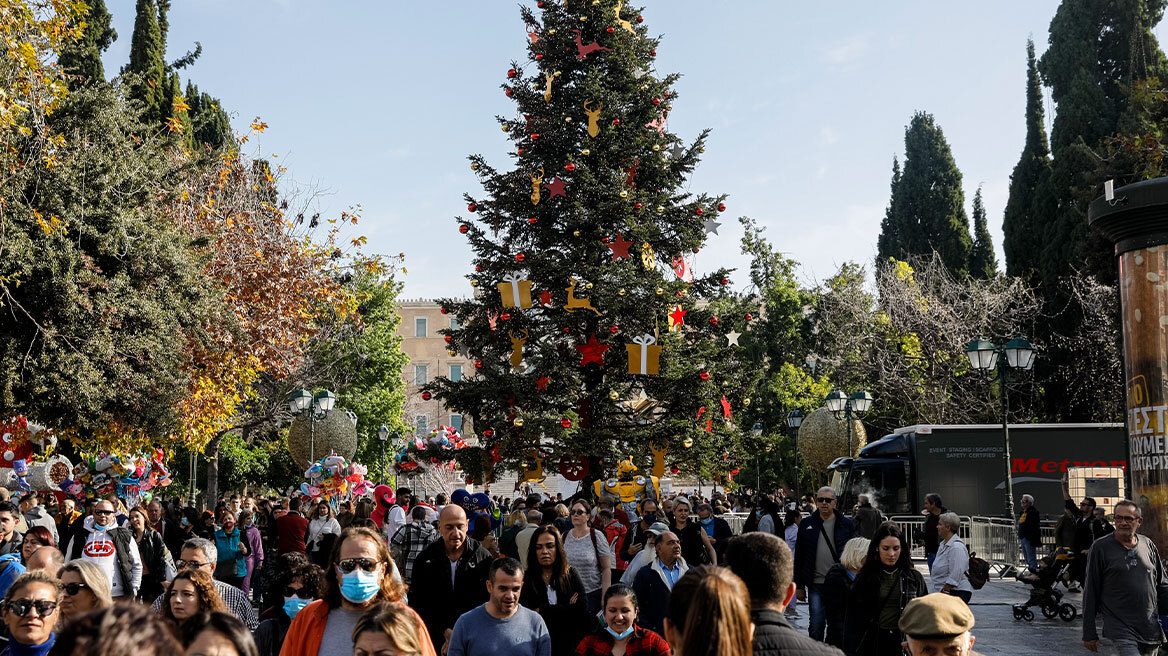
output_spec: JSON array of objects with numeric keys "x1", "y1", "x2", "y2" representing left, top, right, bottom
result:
[{"x1": 1121, "y1": 246, "x2": 1168, "y2": 554}]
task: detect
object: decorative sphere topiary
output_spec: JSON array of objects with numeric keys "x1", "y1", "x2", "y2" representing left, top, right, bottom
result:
[
  {"x1": 796, "y1": 407, "x2": 867, "y2": 472},
  {"x1": 287, "y1": 409, "x2": 357, "y2": 469}
]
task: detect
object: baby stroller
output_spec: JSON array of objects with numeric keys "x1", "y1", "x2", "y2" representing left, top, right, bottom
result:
[{"x1": 1012, "y1": 548, "x2": 1077, "y2": 622}]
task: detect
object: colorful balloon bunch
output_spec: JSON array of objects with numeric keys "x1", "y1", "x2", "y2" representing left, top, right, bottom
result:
[
  {"x1": 395, "y1": 426, "x2": 467, "y2": 475},
  {"x1": 61, "y1": 449, "x2": 172, "y2": 505},
  {"x1": 300, "y1": 454, "x2": 371, "y2": 504}
]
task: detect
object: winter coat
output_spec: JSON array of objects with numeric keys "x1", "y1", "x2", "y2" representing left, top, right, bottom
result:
[
  {"x1": 845, "y1": 566, "x2": 926, "y2": 656},
  {"x1": 793, "y1": 511, "x2": 856, "y2": 588},
  {"x1": 851, "y1": 505, "x2": 883, "y2": 541},
  {"x1": 632, "y1": 557, "x2": 689, "y2": 635},
  {"x1": 519, "y1": 566, "x2": 590, "y2": 656},
  {"x1": 134, "y1": 527, "x2": 172, "y2": 602},
  {"x1": 750, "y1": 608, "x2": 844, "y2": 656},
  {"x1": 820, "y1": 564, "x2": 855, "y2": 648},
  {"x1": 22, "y1": 507, "x2": 57, "y2": 545},
  {"x1": 213, "y1": 527, "x2": 248, "y2": 579},
  {"x1": 407, "y1": 537, "x2": 493, "y2": 647}
]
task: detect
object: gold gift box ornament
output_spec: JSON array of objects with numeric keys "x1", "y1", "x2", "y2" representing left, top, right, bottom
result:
[
  {"x1": 626, "y1": 334, "x2": 661, "y2": 375},
  {"x1": 498, "y1": 273, "x2": 533, "y2": 308}
]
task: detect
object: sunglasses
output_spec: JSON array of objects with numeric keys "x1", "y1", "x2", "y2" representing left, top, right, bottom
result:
[
  {"x1": 337, "y1": 558, "x2": 380, "y2": 574},
  {"x1": 6, "y1": 599, "x2": 56, "y2": 618},
  {"x1": 1115, "y1": 515, "x2": 1139, "y2": 523},
  {"x1": 93, "y1": 509, "x2": 116, "y2": 516},
  {"x1": 63, "y1": 582, "x2": 90, "y2": 596},
  {"x1": 817, "y1": 497, "x2": 836, "y2": 503},
  {"x1": 571, "y1": 510, "x2": 589, "y2": 516},
  {"x1": 283, "y1": 586, "x2": 311, "y2": 599},
  {"x1": 175, "y1": 559, "x2": 211, "y2": 570}
]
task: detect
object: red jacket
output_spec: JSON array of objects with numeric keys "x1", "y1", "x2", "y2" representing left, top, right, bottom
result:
[
  {"x1": 280, "y1": 599, "x2": 436, "y2": 656},
  {"x1": 276, "y1": 512, "x2": 308, "y2": 555},
  {"x1": 575, "y1": 626, "x2": 670, "y2": 656}
]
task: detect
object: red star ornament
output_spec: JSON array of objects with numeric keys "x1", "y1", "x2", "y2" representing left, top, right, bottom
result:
[
  {"x1": 536, "y1": 376, "x2": 551, "y2": 391},
  {"x1": 668, "y1": 305, "x2": 687, "y2": 331},
  {"x1": 607, "y1": 234, "x2": 633, "y2": 261},
  {"x1": 544, "y1": 176, "x2": 567, "y2": 199},
  {"x1": 574, "y1": 334, "x2": 610, "y2": 366},
  {"x1": 537, "y1": 290, "x2": 554, "y2": 306}
]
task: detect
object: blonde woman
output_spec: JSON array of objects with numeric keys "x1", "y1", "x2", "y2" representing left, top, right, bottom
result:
[
  {"x1": 57, "y1": 560, "x2": 113, "y2": 622},
  {"x1": 822, "y1": 536, "x2": 869, "y2": 648}
]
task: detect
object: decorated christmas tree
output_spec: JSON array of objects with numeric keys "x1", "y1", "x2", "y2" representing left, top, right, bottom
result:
[{"x1": 430, "y1": 0, "x2": 759, "y2": 491}]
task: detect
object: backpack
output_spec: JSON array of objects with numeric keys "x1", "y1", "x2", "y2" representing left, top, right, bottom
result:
[{"x1": 966, "y1": 551, "x2": 990, "y2": 590}]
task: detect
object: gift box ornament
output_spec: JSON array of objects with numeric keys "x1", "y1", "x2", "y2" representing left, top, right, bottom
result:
[
  {"x1": 626, "y1": 334, "x2": 661, "y2": 375},
  {"x1": 498, "y1": 274, "x2": 533, "y2": 308}
]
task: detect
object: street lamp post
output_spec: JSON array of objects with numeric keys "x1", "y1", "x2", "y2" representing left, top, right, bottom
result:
[
  {"x1": 786, "y1": 409, "x2": 804, "y2": 502},
  {"x1": 751, "y1": 422, "x2": 763, "y2": 492},
  {"x1": 288, "y1": 388, "x2": 337, "y2": 464},
  {"x1": 378, "y1": 425, "x2": 390, "y2": 485},
  {"x1": 966, "y1": 337, "x2": 1036, "y2": 526},
  {"x1": 825, "y1": 389, "x2": 874, "y2": 456}
]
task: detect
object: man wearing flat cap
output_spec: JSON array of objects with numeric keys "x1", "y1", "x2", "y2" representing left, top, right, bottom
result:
[{"x1": 898, "y1": 593, "x2": 983, "y2": 656}]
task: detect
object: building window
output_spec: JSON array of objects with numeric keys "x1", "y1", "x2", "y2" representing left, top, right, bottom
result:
[
  {"x1": 414, "y1": 365, "x2": 428, "y2": 386},
  {"x1": 450, "y1": 317, "x2": 461, "y2": 331},
  {"x1": 449, "y1": 364, "x2": 462, "y2": 382},
  {"x1": 415, "y1": 414, "x2": 428, "y2": 434},
  {"x1": 415, "y1": 317, "x2": 427, "y2": 337},
  {"x1": 450, "y1": 414, "x2": 463, "y2": 432}
]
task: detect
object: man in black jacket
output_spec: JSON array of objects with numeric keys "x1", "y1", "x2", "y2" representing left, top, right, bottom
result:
[
  {"x1": 726, "y1": 532, "x2": 843, "y2": 655},
  {"x1": 792, "y1": 486, "x2": 855, "y2": 642},
  {"x1": 407, "y1": 504, "x2": 493, "y2": 650}
]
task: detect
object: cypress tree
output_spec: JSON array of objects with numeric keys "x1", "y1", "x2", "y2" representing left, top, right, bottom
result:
[
  {"x1": 969, "y1": 186, "x2": 997, "y2": 279},
  {"x1": 125, "y1": 0, "x2": 167, "y2": 126},
  {"x1": 186, "y1": 81, "x2": 233, "y2": 151},
  {"x1": 877, "y1": 112, "x2": 972, "y2": 278},
  {"x1": 57, "y1": 0, "x2": 116, "y2": 88},
  {"x1": 1002, "y1": 39, "x2": 1051, "y2": 282},
  {"x1": 875, "y1": 157, "x2": 902, "y2": 266}
]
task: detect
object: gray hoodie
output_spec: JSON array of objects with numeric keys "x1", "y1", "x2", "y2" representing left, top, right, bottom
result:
[{"x1": 23, "y1": 505, "x2": 57, "y2": 544}]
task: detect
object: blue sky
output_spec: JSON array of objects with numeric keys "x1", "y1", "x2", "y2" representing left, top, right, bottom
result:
[{"x1": 104, "y1": 2, "x2": 1167, "y2": 299}]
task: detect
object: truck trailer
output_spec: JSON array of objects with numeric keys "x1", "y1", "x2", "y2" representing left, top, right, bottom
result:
[{"x1": 826, "y1": 423, "x2": 1126, "y2": 519}]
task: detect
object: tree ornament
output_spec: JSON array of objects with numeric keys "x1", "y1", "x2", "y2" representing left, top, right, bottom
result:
[
  {"x1": 505, "y1": 89, "x2": 513, "y2": 97},
  {"x1": 468, "y1": 203, "x2": 477, "y2": 212},
  {"x1": 509, "y1": 330, "x2": 527, "y2": 368},
  {"x1": 444, "y1": 335, "x2": 453, "y2": 344},
  {"x1": 720, "y1": 277, "x2": 729, "y2": 285},
  {"x1": 483, "y1": 429, "x2": 494, "y2": 437},
  {"x1": 725, "y1": 330, "x2": 742, "y2": 346},
  {"x1": 573, "y1": 230, "x2": 581, "y2": 237},
  {"x1": 559, "y1": 455, "x2": 590, "y2": 481},
  {"x1": 618, "y1": 288, "x2": 626, "y2": 296},
  {"x1": 612, "y1": 118, "x2": 621, "y2": 125},
  {"x1": 531, "y1": 168, "x2": 545, "y2": 205},
  {"x1": 721, "y1": 395, "x2": 733, "y2": 419},
  {"x1": 718, "y1": 202, "x2": 726, "y2": 212},
  {"x1": 708, "y1": 316, "x2": 719, "y2": 326},
  {"x1": 543, "y1": 72, "x2": 554, "y2": 102},
  {"x1": 515, "y1": 253, "x2": 526, "y2": 262},
  {"x1": 652, "y1": 144, "x2": 661, "y2": 151},
  {"x1": 471, "y1": 162, "x2": 480, "y2": 171},
  {"x1": 582, "y1": 149, "x2": 591, "y2": 156},
  {"x1": 651, "y1": 49, "x2": 656, "y2": 57},
  {"x1": 656, "y1": 206, "x2": 665, "y2": 213},
  {"x1": 537, "y1": 289, "x2": 554, "y2": 306},
  {"x1": 560, "y1": 418, "x2": 572, "y2": 428},
  {"x1": 683, "y1": 437, "x2": 693, "y2": 448},
  {"x1": 501, "y1": 312, "x2": 512, "y2": 321},
  {"x1": 619, "y1": 190, "x2": 628, "y2": 198},
  {"x1": 744, "y1": 313, "x2": 753, "y2": 321},
  {"x1": 743, "y1": 397, "x2": 752, "y2": 407},
  {"x1": 513, "y1": 417, "x2": 524, "y2": 427},
  {"x1": 634, "y1": 202, "x2": 642, "y2": 209},
  {"x1": 637, "y1": 14, "x2": 644, "y2": 23},
  {"x1": 459, "y1": 224, "x2": 469, "y2": 234},
  {"x1": 699, "y1": 370, "x2": 710, "y2": 380},
  {"x1": 527, "y1": 24, "x2": 539, "y2": 42},
  {"x1": 572, "y1": 30, "x2": 611, "y2": 59},
  {"x1": 544, "y1": 176, "x2": 567, "y2": 199},
  {"x1": 470, "y1": 280, "x2": 479, "y2": 287},
  {"x1": 565, "y1": 162, "x2": 576, "y2": 172},
  {"x1": 626, "y1": 334, "x2": 661, "y2": 374},
  {"x1": 535, "y1": 375, "x2": 550, "y2": 390},
  {"x1": 536, "y1": 53, "x2": 543, "y2": 60},
  {"x1": 502, "y1": 124, "x2": 510, "y2": 132},
  {"x1": 671, "y1": 465, "x2": 680, "y2": 474},
  {"x1": 641, "y1": 242, "x2": 656, "y2": 269},
  {"x1": 655, "y1": 287, "x2": 664, "y2": 295},
  {"x1": 608, "y1": 325, "x2": 620, "y2": 334},
  {"x1": 695, "y1": 207, "x2": 703, "y2": 215},
  {"x1": 474, "y1": 360, "x2": 484, "y2": 369},
  {"x1": 607, "y1": 26, "x2": 614, "y2": 33},
  {"x1": 531, "y1": 133, "x2": 540, "y2": 140},
  {"x1": 607, "y1": 234, "x2": 634, "y2": 260},
  {"x1": 652, "y1": 97, "x2": 661, "y2": 106},
  {"x1": 507, "y1": 68, "x2": 517, "y2": 78},
  {"x1": 575, "y1": 333, "x2": 610, "y2": 366},
  {"x1": 701, "y1": 218, "x2": 722, "y2": 235},
  {"x1": 564, "y1": 279, "x2": 601, "y2": 316},
  {"x1": 668, "y1": 305, "x2": 687, "y2": 331},
  {"x1": 608, "y1": 390, "x2": 621, "y2": 401},
  {"x1": 614, "y1": 0, "x2": 635, "y2": 32},
  {"x1": 421, "y1": 391, "x2": 432, "y2": 400},
  {"x1": 528, "y1": 217, "x2": 538, "y2": 224},
  {"x1": 440, "y1": 307, "x2": 449, "y2": 314},
  {"x1": 536, "y1": 0, "x2": 544, "y2": 6},
  {"x1": 584, "y1": 101, "x2": 603, "y2": 137}
]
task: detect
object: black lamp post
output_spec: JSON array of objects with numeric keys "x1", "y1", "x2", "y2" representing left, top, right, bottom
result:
[
  {"x1": 965, "y1": 337, "x2": 1036, "y2": 525},
  {"x1": 786, "y1": 409, "x2": 804, "y2": 502},
  {"x1": 825, "y1": 389, "x2": 873, "y2": 456},
  {"x1": 378, "y1": 425, "x2": 390, "y2": 485},
  {"x1": 288, "y1": 388, "x2": 337, "y2": 464},
  {"x1": 751, "y1": 422, "x2": 764, "y2": 492}
]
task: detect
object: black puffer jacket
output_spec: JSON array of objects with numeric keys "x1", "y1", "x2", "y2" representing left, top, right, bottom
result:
[
  {"x1": 750, "y1": 609, "x2": 844, "y2": 656},
  {"x1": 844, "y1": 566, "x2": 926, "y2": 656}
]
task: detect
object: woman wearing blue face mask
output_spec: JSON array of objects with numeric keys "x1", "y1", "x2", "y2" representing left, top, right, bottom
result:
[
  {"x1": 575, "y1": 584, "x2": 670, "y2": 656},
  {"x1": 253, "y1": 563, "x2": 322, "y2": 656},
  {"x1": 279, "y1": 527, "x2": 436, "y2": 656}
]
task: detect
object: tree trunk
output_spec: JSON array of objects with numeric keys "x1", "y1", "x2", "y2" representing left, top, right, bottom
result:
[{"x1": 205, "y1": 433, "x2": 223, "y2": 510}]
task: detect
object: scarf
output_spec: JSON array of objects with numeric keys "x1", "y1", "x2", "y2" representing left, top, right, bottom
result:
[{"x1": 4, "y1": 633, "x2": 55, "y2": 656}]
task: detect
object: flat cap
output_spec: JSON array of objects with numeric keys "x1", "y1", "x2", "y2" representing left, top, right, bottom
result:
[
  {"x1": 898, "y1": 593, "x2": 975, "y2": 638},
  {"x1": 646, "y1": 522, "x2": 670, "y2": 536}
]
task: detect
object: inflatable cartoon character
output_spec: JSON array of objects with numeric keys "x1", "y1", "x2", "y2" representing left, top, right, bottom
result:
[
  {"x1": 371, "y1": 484, "x2": 395, "y2": 530},
  {"x1": 593, "y1": 457, "x2": 659, "y2": 524}
]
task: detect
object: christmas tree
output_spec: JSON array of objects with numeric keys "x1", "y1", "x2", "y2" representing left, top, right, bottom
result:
[{"x1": 430, "y1": 0, "x2": 758, "y2": 491}]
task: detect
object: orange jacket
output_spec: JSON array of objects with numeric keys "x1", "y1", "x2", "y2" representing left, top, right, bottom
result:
[{"x1": 278, "y1": 599, "x2": 437, "y2": 656}]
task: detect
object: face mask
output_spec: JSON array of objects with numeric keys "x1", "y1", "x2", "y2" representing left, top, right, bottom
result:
[
  {"x1": 92, "y1": 520, "x2": 109, "y2": 531},
  {"x1": 701, "y1": 517, "x2": 713, "y2": 526},
  {"x1": 283, "y1": 595, "x2": 311, "y2": 618},
  {"x1": 181, "y1": 517, "x2": 190, "y2": 527},
  {"x1": 605, "y1": 626, "x2": 635, "y2": 640},
  {"x1": 339, "y1": 569, "x2": 380, "y2": 603},
  {"x1": 642, "y1": 513, "x2": 656, "y2": 524}
]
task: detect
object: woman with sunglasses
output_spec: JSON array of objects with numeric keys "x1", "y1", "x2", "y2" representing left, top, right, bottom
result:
[
  {"x1": 0, "y1": 570, "x2": 62, "y2": 656},
  {"x1": 563, "y1": 499, "x2": 612, "y2": 615},
  {"x1": 253, "y1": 563, "x2": 323, "y2": 656},
  {"x1": 19, "y1": 527, "x2": 53, "y2": 566},
  {"x1": 280, "y1": 526, "x2": 435, "y2": 656},
  {"x1": 519, "y1": 525, "x2": 589, "y2": 656},
  {"x1": 161, "y1": 568, "x2": 227, "y2": 642},
  {"x1": 56, "y1": 561, "x2": 112, "y2": 623}
]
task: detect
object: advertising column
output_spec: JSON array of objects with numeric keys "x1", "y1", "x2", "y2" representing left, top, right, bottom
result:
[{"x1": 1090, "y1": 178, "x2": 1168, "y2": 554}]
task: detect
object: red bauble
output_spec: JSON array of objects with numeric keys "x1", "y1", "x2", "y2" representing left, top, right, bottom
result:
[
  {"x1": 474, "y1": 360, "x2": 484, "y2": 369},
  {"x1": 440, "y1": 307, "x2": 449, "y2": 314},
  {"x1": 531, "y1": 133, "x2": 540, "y2": 140},
  {"x1": 708, "y1": 316, "x2": 719, "y2": 326},
  {"x1": 444, "y1": 335, "x2": 453, "y2": 343},
  {"x1": 719, "y1": 277, "x2": 729, "y2": 285},
  {"x1": 560, "y1": 418, "x2": 572, "y2": 428},
  {"x1": 651, "y1": 49, "x2": 656, "y2": 57},
  {"x1": 505, "y1": 89, "x2": 513, "y2": 97},
  {"x1": 507, "y1": 68, "x2": 517, "y2": 78},
  {"x1": 517, "y1": 148, "x2": 525, "y2": 154},
  {"x1": 565, "y1": 162, "x2": 576, "y2": 172},
  {"x1": 421, "y1": 391, "x2": 432, "y2": 400},
  {"x1": 745, "y1": 313, "x2": 753, "y2": 321},
  {"x1": 612, "y1": 118, "x2": 621, "y2": 125},
  {"x1": 692, "y1": 247, "x2": 700, "y2": 254},
  {"x1": 652, "y1": 97, "x2": 661, "y2": 106},
  {"x1": 675, "y1": 291, "x2": 683, "y2": 297},
  {"x1": 606, "y1": 26, "x2": 614, "y2": 33},
  {"x1": 695, "y1": 207, "x2": 703, "y2": 215},
  {"x1": 516, "y1": 253, "x2": 526, "y2": 262},
  {"x1": 475, "y1": 265, "x2": 482, "y2": 272},
  {"x1": 537, "y1": 0, "x2": 545, "y2": 6},
  {"x1": 636, "y1": 15, "x2": 644, "y2": 23},
  {"x1": 718, "y1": 202, "x2": 726, "y2": 212},
  {"x1": 501, "y1": 313, "x2": 511, "y2": 321},
  {"x1": 528, "y1": 217, "x2": 538, "y2": 225},
  {"x1": 699, "y1": 370, "x2": 710, "y2": 380},
  {"x1": 467, "y1": 203, "x2": 477, "y2": 212},
  {"x1": 459, "y1": 224, "x2": 469, "y2": 234},
  {"x1": 563, "y1": 326, "x2": 571, "y2": 333},
  {"x1": 536, "y1": 54, "x2": 543, "y2": 60},
  {"x1": 634, "y1": 202, "x2": 643, "y2": 210},
  {"x1": 609, "y1": 326, "x2": 619, "y2": 334},
  {"x1": 670, "y1": 465, "x2": 680, "y2": 475},
  {"x1": 484, "y1": 429, "x2": 494, "y2": 437}
]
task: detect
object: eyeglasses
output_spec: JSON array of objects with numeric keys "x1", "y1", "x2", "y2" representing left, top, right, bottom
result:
[
  {"x1": 338, "y1": 558, "x2": 380, "y2": 574},
  {"x1": 5, "y1": 599, "x2": 56, "y2": 618},
  {"x1": 570, "y1": 510, "x2": 588, "y2": 516},
  {"x1": 817, "y1": 497, "x2": 836, "y2": 504},
  {"x1": 1115, "y1": 515, "x2": 1139, "y2": 523},
  {"x1": 63, "y1": 582, "x2": 90, "y2": 596},
  {"x1": 93, "y1": 509, "x2": 115, "y2": 516},
  {"x1": 175, "y1": 559, "x2": 211, "y2": 570},
  {"x1": 283, "y1": 586, "x2": 311, "y2": 599}
]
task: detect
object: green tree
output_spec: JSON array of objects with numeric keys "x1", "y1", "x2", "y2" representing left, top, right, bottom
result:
[
  {"x1": 185, "y1": 81, "x2": 233, "y2": 151},
  {"x1": 57, "y1": 0, "x2": 116, "y2": 88},
  {"x1": 124, "y1": 0, "x2": 167, "y2": 126},
  {"x1": 875, "y1": 157, "x2": 901, "y2": 271},
  {"x1": 969, "y1": 186, "x2": 997, "y2": 279},
  {"x1": 431, "y1": 1, "x2": 757, "y2": 486},
  {"x1": 1002, "y1": 39, "x2": 1051, "y2": 282},
  {"x1": 876, "y1": 112, "x2": 972, "y2": 278}
]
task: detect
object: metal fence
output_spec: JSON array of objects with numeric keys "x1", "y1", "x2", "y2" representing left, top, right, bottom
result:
[{"x1": 882, "y1": 514, "x2": 1034, "y2": 576}]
